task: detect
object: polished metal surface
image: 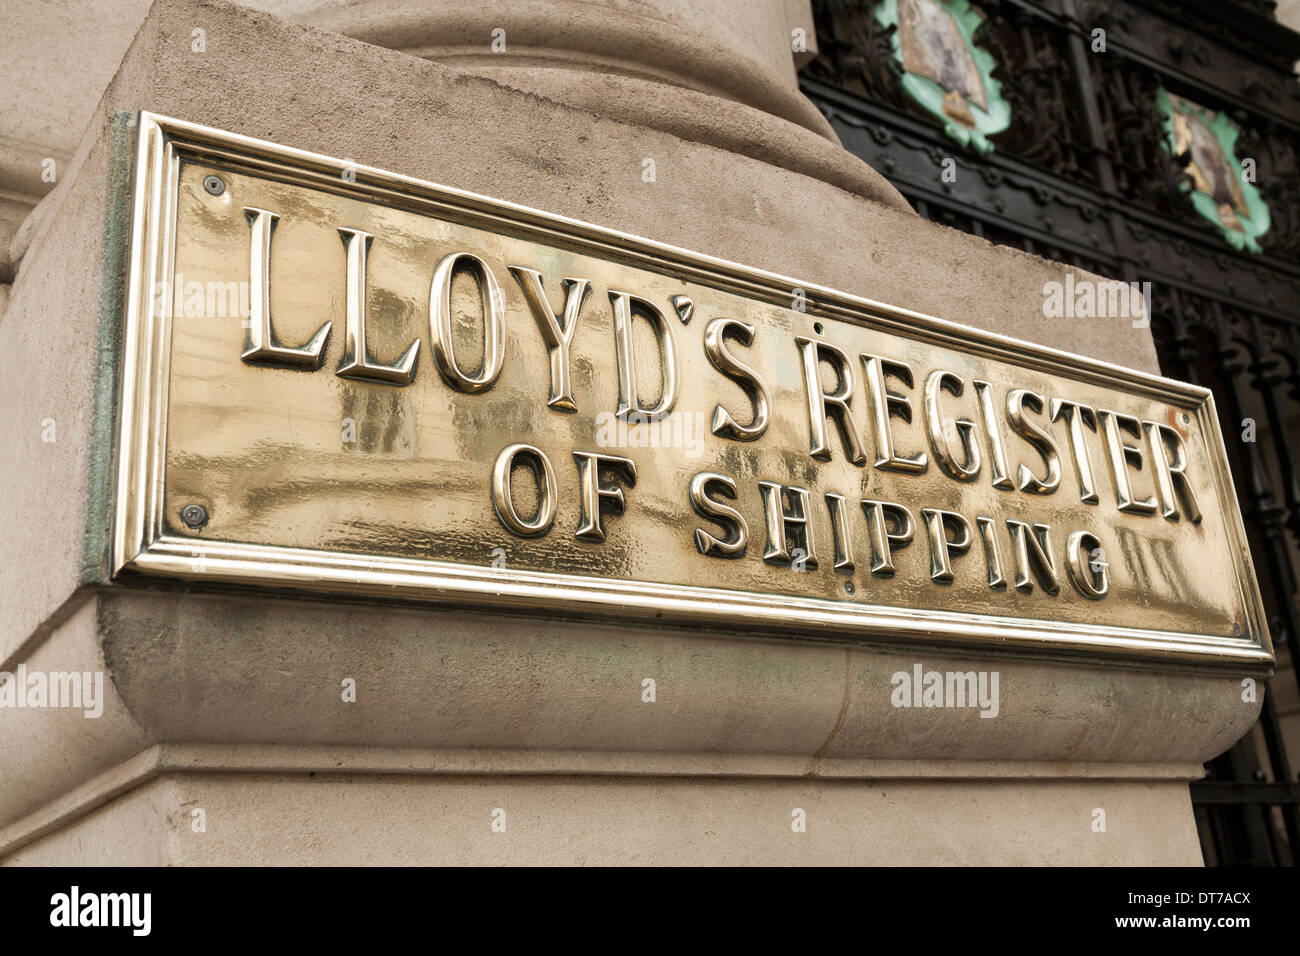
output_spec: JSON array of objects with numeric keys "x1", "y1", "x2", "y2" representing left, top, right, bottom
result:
[{"x1": 113, "y1": 113, "x2": 1273, "y2": 670}]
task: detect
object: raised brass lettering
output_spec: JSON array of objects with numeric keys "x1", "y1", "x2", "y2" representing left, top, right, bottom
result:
[
  {"x1": 975, "y1": 514, "x2": 1007, "y2": 590},
  {"x1": 509, "y1": 266, "x2": 590, "y2": 412},
  {"x1": 796, "y1": 337, "x2": 866, "y2": 465},
  {"x1": 824, "y1": 492, "x2": 856, "y2": 574},
  {"x1": 862, "y1": 354, "x2": 927, "y2": 473},
  {"x1": 921, "y1": 507, "x2": 972, "y2": 584},
  {"x1": 1006, "y1": 388, "x2": 1061, "y2": 495},
  {"x1": 1143, "y1": 420, "x2": 1203, "y2": 523},
  {"x1": 690, "y1": 472, "x2": 748, "y2": 558},
  {"x1": 1099, "y1": 409, "x2": 1158, "y2": 515},
  {"x1": 609, "y1": 290, "x2": 679, "y2": 423},
  {"x1": 973, "y1": 379, "x2": 1013, "y2": 490},
  {"x1": 120, "y1": 116, "x2": 1272, "y2": 672},
  {"x1": 924, "y1": 369, "x2": 980, "y2": 481},
  {"x1": 336, "y1": 228, "x2": 420, "y2": 385},
  {"x1": 1066, "y1": 530, "x2": 1109, "y2": 599},
  {"x1": 429, "y1": 251, "x2": 506, "y2": 393},
  {"x1": 1050, "y1": 398, "x2": 1100, "y2": 505},
  {"x1": 573, "y1": 451, "x2": 637, "y2": 542},
  {"x1": 705, "y1": 317, "x2": 770, "y2": 442},
  {"x1": 1006, "y1": 519, "x2": 1060, "y2": 594},
  {"x1": 241, "y1": 207, "x2": 331, "y2": 369},
  {"x1": 758, "y1": 481, "x2": 818, "y2": 568},
  {"x1": 491, "y1": 443, "x2": 557, "y2": 537},
  {"x1": 860, "y1": 499, "x2": 915, "y2": 577}
]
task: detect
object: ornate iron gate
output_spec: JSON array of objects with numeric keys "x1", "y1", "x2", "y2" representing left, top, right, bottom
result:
[{"x1": 803, "y1": 0, "x2": 1300, "y2": 865}]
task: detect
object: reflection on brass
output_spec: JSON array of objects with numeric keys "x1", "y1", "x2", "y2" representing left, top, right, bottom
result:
[{"x1": 113, "y1": 114, "x2": 1274, "y2": 670}]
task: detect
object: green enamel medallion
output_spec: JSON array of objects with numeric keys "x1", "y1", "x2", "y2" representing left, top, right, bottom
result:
[
  {"x1": 1157, "y1": 88, "x2": 1270, "y2": 255},
  {"x1": 876, "y1": 0, "x2": 1011, "y2": 155}
]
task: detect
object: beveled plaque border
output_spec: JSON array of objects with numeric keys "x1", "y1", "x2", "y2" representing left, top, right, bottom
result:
[{"x1": 111, "y1": 112, "x2": 1274, "y2": 671}]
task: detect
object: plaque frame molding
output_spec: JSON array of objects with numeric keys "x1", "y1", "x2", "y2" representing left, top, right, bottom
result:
[{"x1": 111, "y1": 112, "x2": 1274, "y2": 672}]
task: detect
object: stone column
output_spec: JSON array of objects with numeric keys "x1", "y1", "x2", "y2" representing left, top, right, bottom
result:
[{"x1": 0, "y1": 0, "x2": 1253, "y2": 864}]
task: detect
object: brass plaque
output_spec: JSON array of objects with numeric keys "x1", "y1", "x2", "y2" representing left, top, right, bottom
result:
[{"x1": 113, "y1": 114, "x2": 1273, "y2": 669}]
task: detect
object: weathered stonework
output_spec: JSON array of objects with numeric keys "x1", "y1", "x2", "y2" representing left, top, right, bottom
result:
[{"x1": 0, "y1": 0, "x2": 1246, "y2": 865}]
